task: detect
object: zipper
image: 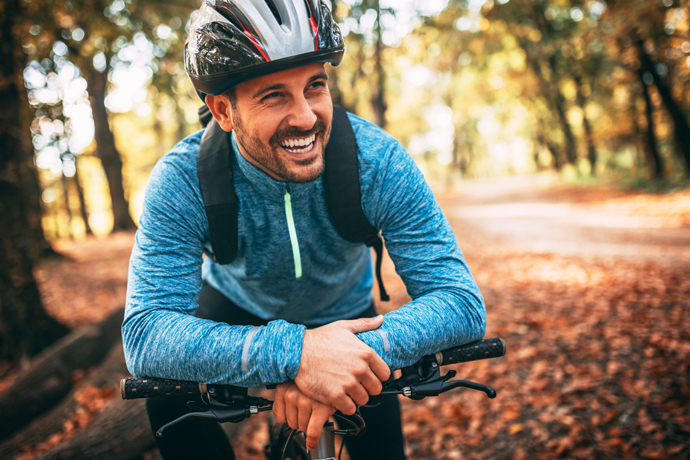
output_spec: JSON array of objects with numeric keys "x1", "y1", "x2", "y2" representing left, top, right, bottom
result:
[{"x1": 284, "y1": 185, "x2": 302, "y2": 279}]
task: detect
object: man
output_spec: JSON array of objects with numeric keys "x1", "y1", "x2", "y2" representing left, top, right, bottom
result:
[{"x1": 122, "y1": 1, "x2": 486, "y2": 459}]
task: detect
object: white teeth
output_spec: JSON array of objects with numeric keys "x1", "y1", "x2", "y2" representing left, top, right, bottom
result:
[{"x1": 281, "y1": 134, "x2": 316, "y2": 151}]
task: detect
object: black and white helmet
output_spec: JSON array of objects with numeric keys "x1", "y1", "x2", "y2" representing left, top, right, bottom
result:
[{"x1": 185, "y1": 0, "x2": 345, "y2": 97}]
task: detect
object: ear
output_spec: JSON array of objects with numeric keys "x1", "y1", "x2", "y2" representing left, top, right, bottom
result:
[{"x1": 205, "y1": 94, "x2": 234, "y2": 132}]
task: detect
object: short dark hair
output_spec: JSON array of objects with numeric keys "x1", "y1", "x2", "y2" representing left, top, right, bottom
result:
[{"x1": 223, "y1": 87, "x2": 237, "y2": 109}]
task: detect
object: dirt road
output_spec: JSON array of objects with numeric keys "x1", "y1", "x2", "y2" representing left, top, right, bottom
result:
[{"x1": 439, "y1": 175, "x2": 690, "y2": 265}]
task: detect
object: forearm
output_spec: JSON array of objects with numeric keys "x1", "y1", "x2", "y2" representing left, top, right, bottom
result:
[
  {"x1": 356, "y1": 287, "x2": 486, "y2": 370},
  {"x1": 122, "y1": 307, "x2": 306, "y2": 386}
]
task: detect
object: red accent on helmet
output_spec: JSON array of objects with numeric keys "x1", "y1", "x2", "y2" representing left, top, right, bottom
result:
[
  {"x1": 309, "y1": 17, "x2": 319, "y2": 51},
  {"x1": 244, "y1": 28, "x2": 270, "y2": 61}
]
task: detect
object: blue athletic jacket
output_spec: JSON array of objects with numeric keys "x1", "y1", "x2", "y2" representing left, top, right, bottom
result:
[{"x1": 122, "y1": 112, "x2": 486, "y2": 387}]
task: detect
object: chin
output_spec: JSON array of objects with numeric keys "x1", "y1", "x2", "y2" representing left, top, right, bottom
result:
[{"x1": 287, "y1": 156, "x2": 325, "y2": 183}]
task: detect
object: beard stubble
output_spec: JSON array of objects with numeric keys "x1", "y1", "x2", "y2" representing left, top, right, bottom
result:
[{"x1": 232, "y1": 110, "x2": 331, "y2": 183}]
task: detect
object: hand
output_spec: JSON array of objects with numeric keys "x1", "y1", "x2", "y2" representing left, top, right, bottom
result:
[
  {"x1": 273, "y1": 381, "x2": 336, "y2": 450},
  {"x1": 294, "y1": 315, "x2": 391, "y2": 415}
]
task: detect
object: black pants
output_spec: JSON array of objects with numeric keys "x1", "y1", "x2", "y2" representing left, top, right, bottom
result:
[{"x1": 146, "y1": 283, "x2": 406, "y2": 460}]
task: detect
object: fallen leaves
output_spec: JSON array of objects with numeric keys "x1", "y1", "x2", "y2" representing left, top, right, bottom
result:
[
  {"x1": 397, "y1": 187, "x2": 690, "y2": 459},
  {"x1": 33, "y1": 232, "x2": 134, "y2": 328},
  {"x1": 15, "y1": 385, "x2": 116, "y2": 460},
  {"x1": 13, "y1": 183, "x2": 690, "y2": 460}
]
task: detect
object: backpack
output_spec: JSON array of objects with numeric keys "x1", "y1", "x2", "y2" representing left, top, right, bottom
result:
[{"x1": 196, "y1": 105, "x2": 389, "y2": 301}]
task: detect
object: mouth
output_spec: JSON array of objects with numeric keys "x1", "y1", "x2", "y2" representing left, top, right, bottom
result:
[{"x1": 278, "y1": 133, "x2": 317, "y2": 158}]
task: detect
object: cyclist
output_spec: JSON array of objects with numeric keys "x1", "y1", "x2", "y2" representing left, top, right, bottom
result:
[{"x1": 122, "y1": 1, "x2": 486, "y2": 459}]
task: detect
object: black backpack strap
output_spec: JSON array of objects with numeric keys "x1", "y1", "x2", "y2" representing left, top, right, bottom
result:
[
  {"x1": 324, "y1": 106, "x2": 389, "y2": 302},
  {"x1": 197, "y1": 118, "x2": 238, "y2": 264},
  {"x1": 198, "y1": 104, "x2": 213, "y2": 127}
]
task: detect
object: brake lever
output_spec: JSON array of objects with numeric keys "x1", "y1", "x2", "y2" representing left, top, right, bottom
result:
[
  {"x1": 156, "y1": 394, "x2": 252, "y2": 438},
  {"x1": 415, "y1": 374, "x2": 497, "y2": 399},
  {"x1": 380, "y1": 362, "x2": 497, "y2": 400}
]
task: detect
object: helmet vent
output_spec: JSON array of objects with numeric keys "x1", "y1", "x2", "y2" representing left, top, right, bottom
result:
[{"x1": 264, "y1": 0, "x2": 283, "y2": 25}]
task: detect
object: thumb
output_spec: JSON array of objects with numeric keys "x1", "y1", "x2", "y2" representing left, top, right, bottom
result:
[{"x1": 337, "y1": 315, "x2": 384, "y2": 334}]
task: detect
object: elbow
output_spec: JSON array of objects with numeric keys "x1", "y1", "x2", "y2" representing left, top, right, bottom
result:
[
  {"x1": 474, "y1": 293, "x2": 487, "y2": 340},
  {"x1": 121, "y1": 314, "x2": 147, "y2": 378},
  {"x1": 453, "y1": 288, "x2": 486, "y2": 342},
  {"x1": 476, "y1": 307, "x2": 487, "y2": 341},
  {"x1": 121, "y1": 327, "x2": 139, "y2": 377}
]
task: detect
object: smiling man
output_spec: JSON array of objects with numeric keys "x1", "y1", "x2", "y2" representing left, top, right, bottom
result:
[
  {"x1": 122, "y1": 1, "x2": 486, "y2": 459},
  {"x1": 209, "y1": 65, "x2": 332, "y2": 184}
]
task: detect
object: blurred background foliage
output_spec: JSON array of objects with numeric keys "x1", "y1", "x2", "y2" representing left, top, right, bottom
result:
[{"x1": 12, "y1": 0, "x2": 690, "y2": 240}]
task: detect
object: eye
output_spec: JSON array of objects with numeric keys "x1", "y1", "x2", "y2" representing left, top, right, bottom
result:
[{"x1": 262, "y1": 91, "x2": 283, "y2": 102}]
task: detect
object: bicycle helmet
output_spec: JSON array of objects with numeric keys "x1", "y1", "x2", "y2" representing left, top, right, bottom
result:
[{"x1": 185, "y1": 0, "x2": 345, "y2": 98}]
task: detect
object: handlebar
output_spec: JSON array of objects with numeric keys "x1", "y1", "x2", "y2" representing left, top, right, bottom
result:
[
  {"x1": 120, "y1": 377, "x2": 206, "y2": 400},
  {"x1": 121, "y1": 337, "x2": 506, "y2": 401},
  {"x1": 120, "y1": 337, "x2": 506, "y2": 441},
  {"x1": 435, "y1": 337, "x2": 506, "y2": 365}
]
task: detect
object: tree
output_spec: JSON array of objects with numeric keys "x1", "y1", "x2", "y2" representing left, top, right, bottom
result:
[
  {"x1": 0, "y1": 0, "x2": 69, "y2": 365},
  {"x1": 23, "y1": 0, "x2": 194, "y2": 233},
  {"x1": 605, "y1": 0, "x2": 690, "y2": 176}
]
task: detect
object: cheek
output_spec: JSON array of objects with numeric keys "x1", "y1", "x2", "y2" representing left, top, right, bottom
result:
[{"x1": 262, "y1": 121, "x2": 284, "y2": 145}]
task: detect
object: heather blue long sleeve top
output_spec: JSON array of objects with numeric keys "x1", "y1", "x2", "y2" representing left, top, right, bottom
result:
[{"x1": 122, "y1": 112, "x2": 486, "y2": 387}]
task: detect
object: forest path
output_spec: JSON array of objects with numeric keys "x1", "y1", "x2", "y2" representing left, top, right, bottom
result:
[{"x1": 438, "y1": 174, "x2": 690, "y2": 265}]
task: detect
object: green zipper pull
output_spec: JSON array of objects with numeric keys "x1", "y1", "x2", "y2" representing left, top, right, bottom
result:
[{"x1": 284, "y1": 185, "x2": 302, "y2": 279}]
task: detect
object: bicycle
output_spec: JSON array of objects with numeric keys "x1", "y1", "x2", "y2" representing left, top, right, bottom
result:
[{"x1": 121, "y1": 337, "x2": 506, "y2": 460}]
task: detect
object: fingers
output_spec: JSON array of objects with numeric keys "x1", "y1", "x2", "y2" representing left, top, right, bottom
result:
[
  {"x1": 332, "y1": 392, "x2": 357, "y2": 415},
  {"x1": 358, "y1": 370, "x2": 383, "y2": 396},
  {"x1": 305, "y1": 405, "x2": 336, "y2": 451},
  {"x1": 272, "y1": 384, "x2": 287, "y2": 424},
  {"x1": 337, "y1": 315, "x2": 384, "y2": 334},
  {"x1": 297, "y1": 399, "x2": 312, "y2": 433},
  {"x1": 284, "y1": 386, "x2": 301, "y2": 429},
  {"x1": 346, "y1": 380, "x2": 371, "y2": 406},
  {"x1": 367, "y1": 352, "x2": 391, "y2": 382}
]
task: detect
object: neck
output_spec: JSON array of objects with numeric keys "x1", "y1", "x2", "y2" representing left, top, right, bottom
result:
[{"x1": 233, "y1": 131, "x2": 287, "y2": 182}]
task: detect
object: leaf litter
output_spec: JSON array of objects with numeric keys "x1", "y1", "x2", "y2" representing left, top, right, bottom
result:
[{"x1": 13, "y1": 184, "x2": 690, "y2": 460}]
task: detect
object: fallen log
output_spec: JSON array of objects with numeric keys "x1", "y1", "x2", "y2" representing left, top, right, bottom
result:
[
  {"x1": 0, "y1": 343, "x2": 129, "y2": 459},
  {"x1": 32, "y1": 388, "x2": 244, "y2": 460},
  {"x1": 0, "y1": 308, "x2": 124, "y2": 442},
  {"x1": 33, "y1": 397, "x2": 154, "y2": 460}
]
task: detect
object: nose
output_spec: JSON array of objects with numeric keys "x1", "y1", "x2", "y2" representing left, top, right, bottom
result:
[{"x1": 286, "y1": 94, "x2": 317, "y2": 131}]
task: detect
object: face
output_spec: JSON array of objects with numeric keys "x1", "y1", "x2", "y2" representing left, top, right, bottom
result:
[{"x1": 208, "y1": 63, "x2": 333, "y2": 183}]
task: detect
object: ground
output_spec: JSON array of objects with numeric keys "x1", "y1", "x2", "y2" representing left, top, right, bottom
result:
[{"x1": 22, "y1": 176, "x2": 690, "y2": 459}]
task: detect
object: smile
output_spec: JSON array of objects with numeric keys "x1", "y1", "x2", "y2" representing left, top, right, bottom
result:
[{"x1": 279, "y1": 133, "x2": 317, "y2": 154}]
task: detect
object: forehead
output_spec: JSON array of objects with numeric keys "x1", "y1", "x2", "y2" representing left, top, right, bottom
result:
[{"x1": 236, "y1": 63, "x2": 327, "y2": 95}]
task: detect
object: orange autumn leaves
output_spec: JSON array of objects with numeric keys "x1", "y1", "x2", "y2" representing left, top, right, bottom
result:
[{"x1": 16, "y1": 386, "x2": 116, "y2": 460}]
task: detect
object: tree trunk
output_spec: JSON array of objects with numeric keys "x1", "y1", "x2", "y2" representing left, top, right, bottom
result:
[
  {"x1": 60, "y1": 167, "x2": 74, "y2": 239},
  {"x1": 0, "y1": 343, "x2": 129, "y2": 459},
  {"x1": 20, "y1": 150, "x2": 56, "y2": 259},
  {"x1": 547, "y1": 57, "x2": 577, "y2": 165},
  {"x1": 574, "y1": 77, "x2": 597, "y2": 174},
  {"x1": 0, "y1": 308, "x2": 123, "y2": 442},
  {"x1": 0, "y1": 0, "x2": 69, "y2": 368},
  {"x1": 3, "y1": 5, "x2": 56, "y2": 261},
  {"x1": 34, "y1": 397, "x2": 155, "y2": 460},
  {"x1": 371, "y1": 0, "x2": 387, "y2": 128},
  {"x1": 520, "y1": 44, "x2": 575, "y2": 168},
  {"x1": 537, "y1": 130, "x2": 562, "y2": 170},
  {"x1": 639, "y1": 75, "x2": 664, "y2": 180},
  {"x1": 73, "y1": 156, "x2": 93, "y2": 235},
  {"x1": 637, "y1": 39, "x2": 690, "y2": 174},
  {"x1": 85, "y1": 65, "x2": 136, "y2": 232}
]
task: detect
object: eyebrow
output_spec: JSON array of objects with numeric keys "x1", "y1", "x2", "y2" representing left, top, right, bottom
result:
[{"x1": 252, "y1": 72, "x2": 329, "y2": 99}]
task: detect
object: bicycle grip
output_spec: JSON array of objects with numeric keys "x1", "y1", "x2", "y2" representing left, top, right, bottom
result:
[
  {"x1": 120, "y1": 377, "x2": 203, "y2": 400},
  {"x1": 436, "y1": 338, "x2": 506, "y2": 365}
]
